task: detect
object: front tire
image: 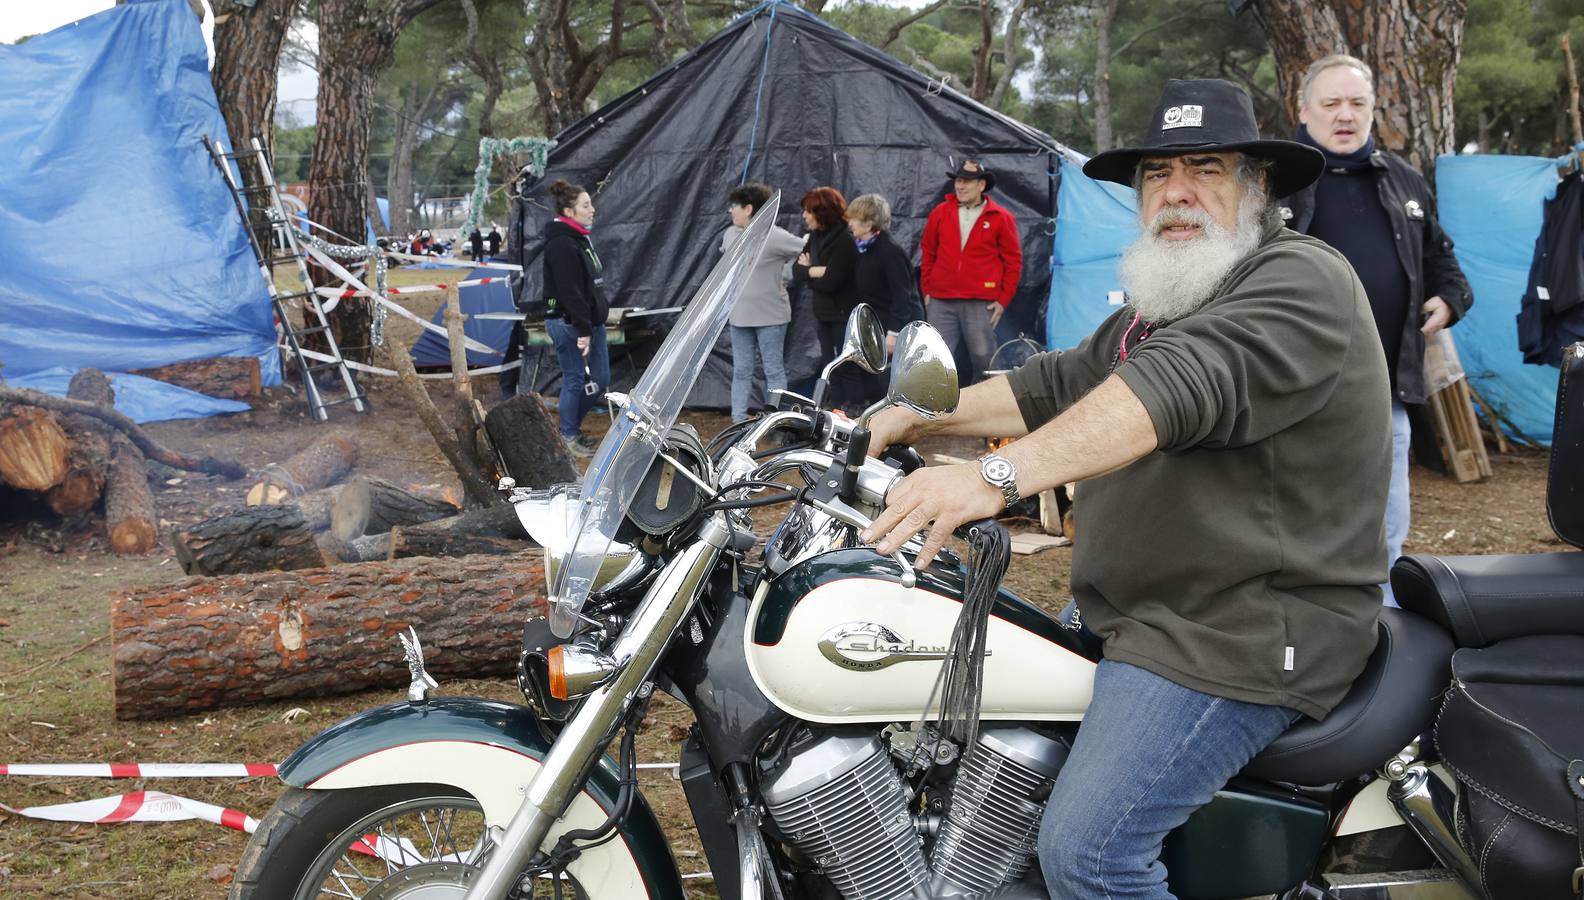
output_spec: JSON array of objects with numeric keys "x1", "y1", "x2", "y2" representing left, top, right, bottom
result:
[{"x1": 231, "y1": 783, "x2": 591, "y2": 899}]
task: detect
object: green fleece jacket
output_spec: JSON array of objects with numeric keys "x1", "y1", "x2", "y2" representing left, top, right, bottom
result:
[{"x1": 1007, "y1": 225, "x2": 1390, "y2": 720}]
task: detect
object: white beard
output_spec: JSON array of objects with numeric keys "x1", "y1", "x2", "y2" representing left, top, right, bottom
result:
[{"x1": 1118, "y1": 198, "x2": 1264, "y2": 323}]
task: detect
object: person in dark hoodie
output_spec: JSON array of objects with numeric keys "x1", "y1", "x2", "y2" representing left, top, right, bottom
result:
[
  {"x1": 847, "y1": 192, "x2": 925, "y2": 404},
  {"x1": 794, "y1": 186, "x2": 860, "y2": 410},
  {"x1": 542, "y1": 179, "x2": 610, "y2": 458}
]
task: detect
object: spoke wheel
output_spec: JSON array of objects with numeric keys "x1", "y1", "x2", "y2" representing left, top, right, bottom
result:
[{"x1": 233, "y1": 784, "x2": 592, "y2": 900}]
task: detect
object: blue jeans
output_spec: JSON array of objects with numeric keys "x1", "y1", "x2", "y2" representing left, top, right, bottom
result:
[
  {"x1": 1381, "y1": 400, "x2": 1411, "y2": 607},
  {"x1": 729, "y1": 324, "x2": 788, "y2": 423},
  {"x1": 545, "y1": 318, "x2": 610, "y2": 438},
  {"x1": 1038, "y1": 660, "x2": 1298, "y2": 899}
]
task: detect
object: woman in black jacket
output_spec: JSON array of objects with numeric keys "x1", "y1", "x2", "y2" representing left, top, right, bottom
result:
[
  {"x1": 542, "y1": 179, "x2": 610, "y2": 458},
  {"x1": 846, "y1": 193, "x2": 925, "y2": 405},
  {"x1": 793, "y1": 186, "x2": 860, "y2": 410}
]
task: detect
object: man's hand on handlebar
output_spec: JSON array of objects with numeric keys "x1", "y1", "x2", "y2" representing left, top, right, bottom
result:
[
  {"x1": 860, "y1": 464, "x2": 1003, "y2": 567},
  {"x1": 865, "y1": 406, "x2": 925, "y2": 458}
]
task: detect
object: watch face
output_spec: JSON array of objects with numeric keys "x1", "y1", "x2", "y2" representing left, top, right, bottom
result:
[{"x1": 982, "y1": 457, "x2": 1014, "y2": 483}]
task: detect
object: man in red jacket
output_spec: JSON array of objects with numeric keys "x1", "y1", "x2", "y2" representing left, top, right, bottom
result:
[{"x1": 919, "y1": 158, "x2": 1023, "y2": 381}]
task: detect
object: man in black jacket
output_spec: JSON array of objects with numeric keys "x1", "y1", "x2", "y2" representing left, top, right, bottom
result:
[{"x1": 1285, "y1": 53, "x2": 1472, "y2": 606}]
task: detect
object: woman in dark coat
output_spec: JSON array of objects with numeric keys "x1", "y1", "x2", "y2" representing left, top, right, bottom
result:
[
  {"x1": 847, "y1": 192, "x2": 925, "y2": 405},
  {"x1": 793, "y1": 186, "x2": 860, "y2": 410},
  {"x1": 541, "y1": 178, "x2": 611, "y2": 458}
]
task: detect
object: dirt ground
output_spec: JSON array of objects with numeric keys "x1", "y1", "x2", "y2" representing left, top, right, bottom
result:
[{"x1": 0, "y1": 286, "x2": 1564, "y2": 896}]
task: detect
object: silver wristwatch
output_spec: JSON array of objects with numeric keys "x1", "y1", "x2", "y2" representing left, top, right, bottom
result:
[{"x1": 978, "y1": 454, "x2": 1020, "y2": 508}]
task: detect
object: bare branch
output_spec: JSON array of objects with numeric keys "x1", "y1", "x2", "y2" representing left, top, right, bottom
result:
[{"x1": 880, "y1": 0, "x2": 953, "y2": 51}]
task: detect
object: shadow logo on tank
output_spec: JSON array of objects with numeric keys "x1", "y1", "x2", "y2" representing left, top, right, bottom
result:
[{"x1": 817, "y1": 622, "x2": 990, "y2": 671}]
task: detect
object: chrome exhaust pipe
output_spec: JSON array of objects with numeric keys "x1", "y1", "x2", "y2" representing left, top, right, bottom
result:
[{"x1": 1386, "y1": 764, "x2": 1480, "y2": 892}]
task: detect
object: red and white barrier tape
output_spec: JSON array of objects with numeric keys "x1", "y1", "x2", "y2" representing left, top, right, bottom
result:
[
  {"x1": 2, "y1": 790, "x2": 259, "y2": 834},
  {"x1": 0, "y1": 762, "x2": 277, "y2": 778}
]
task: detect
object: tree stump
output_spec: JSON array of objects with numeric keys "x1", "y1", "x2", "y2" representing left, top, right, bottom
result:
[
  {"x1": 246, "y1": 433, "x2": 357, "y2": 505},
  {"x1": 130, "y1": 356, "x2": 262, "y2": 400},
  {"x1": 330, "y1": 476, "x2": 461, "y2": 541},
  {"x1": 485, "y1": 393, "x2": 579, "y2": 488},
  {"x1": 105, "y1": 435, "x2": 157, "y2": 554},
  {"x1": 172, "y1": 505, "x2": 328, "y2": 575},
  {"x1": 0, "y1": 406, "x2": 70, "y2": 491},
  {"x1": 110, "y1": 554, "x2": 547, "y2": 719}
]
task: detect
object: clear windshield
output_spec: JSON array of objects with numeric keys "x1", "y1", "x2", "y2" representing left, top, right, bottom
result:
[{"x1": 547, "y1": 193, "x2": 782, "y2": 637}]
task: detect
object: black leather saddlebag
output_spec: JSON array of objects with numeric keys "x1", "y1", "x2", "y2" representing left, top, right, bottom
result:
[{"x1": 1435, "y1": 634, "x2": 1584, "y2": 900}]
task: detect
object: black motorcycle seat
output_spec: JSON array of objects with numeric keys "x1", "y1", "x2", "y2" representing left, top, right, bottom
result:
[
  {"x1": 1242, "y1": 608, "x2": 1452, "y2": 786},
  {"x1": 1391, "y1": 552, "x2": 1584, "y2": 649}
]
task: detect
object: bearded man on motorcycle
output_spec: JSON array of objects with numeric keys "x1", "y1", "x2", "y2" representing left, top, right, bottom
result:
[{"x1": 863, "y1": 78, "x2": 1393, "y2": 900}]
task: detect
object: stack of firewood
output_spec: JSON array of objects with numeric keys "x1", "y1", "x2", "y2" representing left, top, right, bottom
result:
[{"x1": 0, "y1": 365, "x2": 253, "y2": 553}]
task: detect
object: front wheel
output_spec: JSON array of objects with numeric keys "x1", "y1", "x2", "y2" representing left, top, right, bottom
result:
[{"x1": 231, "y1": 783, "x2": 594, "y2": 899}]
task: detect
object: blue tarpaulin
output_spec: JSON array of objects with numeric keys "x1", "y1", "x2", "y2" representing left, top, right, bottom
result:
[
  {"x1": 1435, "y1": 154, "x2": 1561, "y2": 444},
  {"x1": 0, "y1": 0, "x2": 279, "y2": 397},
  {"x1": 1047, "y1": 158, "x2": 1139, "y2": 351},
  {"x1": 410, "y1": 267, "x2": 517, "y2": 368},
  {"x1": 7, "y1": 368, "x2": 249, "y2": 424}
]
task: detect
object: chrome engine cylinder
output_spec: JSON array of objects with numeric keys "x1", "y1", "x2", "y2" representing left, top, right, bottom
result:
[
  {"x1": 764, "y1": 731, "x2": 930, "y2": 900},
  {"x1": 930, "y1": 727, "x2": 1070, "y2": 898}
]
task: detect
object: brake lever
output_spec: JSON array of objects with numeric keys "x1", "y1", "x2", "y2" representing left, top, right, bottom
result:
[{"x1": 804, "y1": 493, "x2": 918, "y2": 589}]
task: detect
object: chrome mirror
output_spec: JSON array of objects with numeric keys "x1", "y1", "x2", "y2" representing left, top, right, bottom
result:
[
  {"x1": 882, "y1": 321, "x2": 958, "y2": 421},
  {"x1": 814, "y1": 303, "x2": 887, "y2": 408},
  {"x1": 841, "y1": 303, "x2": 887, "y2": 374}
]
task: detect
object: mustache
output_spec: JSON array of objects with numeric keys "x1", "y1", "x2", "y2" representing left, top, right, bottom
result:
[{"x1": 1147, "y1": 207, "x2": 1218, "y2": 235}]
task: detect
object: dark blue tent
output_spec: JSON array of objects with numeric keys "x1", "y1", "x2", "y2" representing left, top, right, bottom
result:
[
  {"x1": 507, "y1": 0, "x2": 1079, "y2": 408},
  {"x1": 410, "y1": 267, "x2": 517, "y2": 369}
]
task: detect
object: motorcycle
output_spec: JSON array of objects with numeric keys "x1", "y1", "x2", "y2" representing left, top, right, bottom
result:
[{"x1": 232, "y1": 195, "x2": 1584, "y2": 900}]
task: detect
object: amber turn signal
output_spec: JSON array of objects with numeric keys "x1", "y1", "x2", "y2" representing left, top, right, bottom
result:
[{"x1": 547, "y1": 645, "x2": 569, "y2": 700}]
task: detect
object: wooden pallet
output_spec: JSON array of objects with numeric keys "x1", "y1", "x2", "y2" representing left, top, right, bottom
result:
[{"x1": 1426, "y1": 377, "x2": 1492, "y2": 483}]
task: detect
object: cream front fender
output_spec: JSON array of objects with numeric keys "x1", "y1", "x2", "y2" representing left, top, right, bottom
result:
[{"x1": 277, "y1": 697, "x2": 683, "y2": 899}]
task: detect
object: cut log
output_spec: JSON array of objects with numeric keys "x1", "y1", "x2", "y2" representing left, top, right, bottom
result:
[
  {"x1": 0, "y1": 388, "x2": 247, "y2": 479},
  {"x1": 320, "y1": 503, "x2": 529, "y2": 563},
  {"x1": 110, "y1": 554, "x2": 547, "y2": 719},
  {"x1": 0, "y1": 406, "x2": 70, "y2": 491},
  {"x1": 485, "y1": 393, "x2": 579, "y2": 488},
  {"x1": 172, "y1": 505, "x2": 329, "y2": 575},
  {"x1": 331, "y1": 476, "x2": 461, "y2": 541},
  {"x1": 105, "y1": 435, "x2": 157, "y2": 554},
  {"x1": 130, "y1": 356, "x2": 262, "y2": 400},
  {"x1": 292, "y1": 485, "x2": 343, "y2": 532},
  {"x1": 46, "y1": 370, "x2": 117, "y2": 516},
  {"x1": 246, "y1": 433, "x2": 357, "y2": 505}
]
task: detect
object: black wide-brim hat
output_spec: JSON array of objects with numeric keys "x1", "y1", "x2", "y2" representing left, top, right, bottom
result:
[
  {"x1": 946, "y1": 160, "x2": 996, "y2": 192},
  {"x1": 1083, "y1": 79, "x2": 1324, "y2": 199}
]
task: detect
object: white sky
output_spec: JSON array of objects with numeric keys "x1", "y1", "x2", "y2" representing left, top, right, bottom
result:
[{"x1": 0, "y1": 1, "x2": 117, "y2": 45}]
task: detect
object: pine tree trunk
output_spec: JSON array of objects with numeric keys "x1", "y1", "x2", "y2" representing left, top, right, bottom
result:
[
  {"x1": 110, "y1": 554, "x2": 546, "y2": 719},
  {"x1": 306, "y1": 0, "x2": 445, "y2": 364},
  {"x1": 1253, "y1": 0, "x2": 1465, "y2": 169},
  {"x1": 1092, "y1": 0, "x2": 1121, "y2": 153},
  {"x1": 45, "y1": 370, "x2": 117, "y2": 517},
  {"x1": 0, "y1": 407, "x2": 70, "y2": 492},
  {"x1": 331, "y1": 476, "x2": 461, "y2": 540},
  {"x1": 212, "y1": 0, "x2": 299, "y2": 253},
  {"x1": 246, "y1": 433, "x2": 358, "y2": 505},
  {"x1": 129, "y1": 357, "x2": 262, "y2": 400}
]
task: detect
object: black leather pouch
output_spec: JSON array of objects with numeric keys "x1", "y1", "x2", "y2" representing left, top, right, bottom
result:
[
  {"x1": 1550, "y1": 343, "x2": 1584, "y2": 549},
  {"x1": 1435, "y1": 635, "x2": 1584, "y2": 899}
]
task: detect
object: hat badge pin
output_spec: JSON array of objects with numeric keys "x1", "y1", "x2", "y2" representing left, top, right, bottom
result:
[{"x1": 1162, "y1": 104, "x2": 1204, "y2": 131}]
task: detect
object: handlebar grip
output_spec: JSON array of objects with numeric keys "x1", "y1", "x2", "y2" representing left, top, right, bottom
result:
[{"x1": 880, "y1": 445, "x2": 926, "y2": 474}]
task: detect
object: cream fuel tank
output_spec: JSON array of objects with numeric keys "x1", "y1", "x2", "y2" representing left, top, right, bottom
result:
[{"x1": 743, "y1": 533, "x2": 1099, "y2": 724}]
